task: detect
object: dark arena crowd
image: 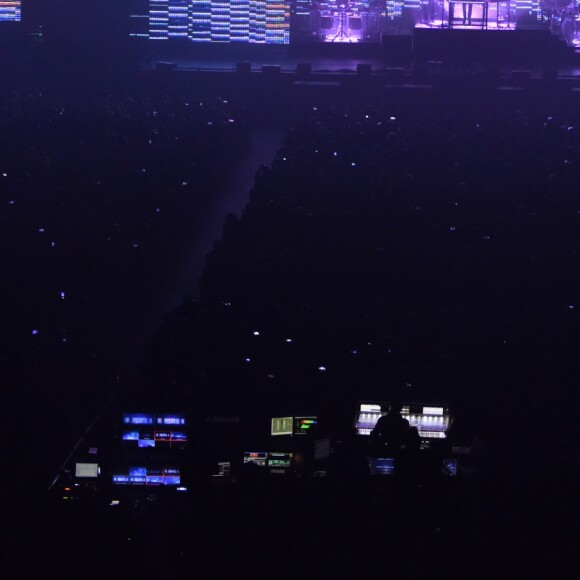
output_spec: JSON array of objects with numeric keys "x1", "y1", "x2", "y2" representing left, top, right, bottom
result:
[{"x1": 1, "y1": 6, "x2": 580, "y2": 579}]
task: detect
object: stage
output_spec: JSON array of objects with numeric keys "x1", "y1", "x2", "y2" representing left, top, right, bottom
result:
[
  {"x1": 139, "y1": 26, "x2": 578, "y2": 73},
  {"x1": 301, "y1": 1, "x2": 517, "y2": 45},
  {"x1": 118, "y1": 0, "x2": 580, "y2": 69},
  {"x1": 1, "y1": 2, "x2": 579, "y2": 94}
]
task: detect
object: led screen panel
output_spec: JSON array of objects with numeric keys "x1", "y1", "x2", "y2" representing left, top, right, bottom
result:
[
  {"x1": 130, "y1": 0, "x2": 290, "y2": 44},
  {"x1": 0, "y1": 1, "x2": 20, "y2": 22},
  {"x1": 129, "y1": 0, "x2": 543, "y2": 45}
]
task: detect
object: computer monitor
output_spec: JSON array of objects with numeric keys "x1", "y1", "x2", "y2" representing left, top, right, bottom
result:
[
  {"x1": 267, "y1": 452, "x2": 292, "y2": 469},
  {"x1": 75, "y1": 463, "x2": 99, "y2": 478},
  {"x1": 112, "y1": 467, "x2": 181, "y2": 486},
  {"x1": 156, "y1": 415, "x2": 186, "y2": 426},
  {"x1": 121, "y1": 427, "x2": 187, "y2": 448},
  {"x1": 271, "y1": 417, "x2": 293, "y2": 436},
  {"x1": 442, "y1": 458, "x2": 458, "y2": 477},
  {"x1": 369, "y1": 457, "x2": 395, "y2": 476},
  {"x1": 293, "y1": 417, "x2": 317, "y2": 435},
  {"x1": 122, "y1": 431, "x2": 139, "y2": 441},
  {"x1": 243, "y1": 452, "x2": 267, "y2": 466},
  {"x1": 154, "y1": 430, "x2": 188, "y2": 444},
  {"x1": 123, "y1": 413, "x2": 154, "y2": 425}
]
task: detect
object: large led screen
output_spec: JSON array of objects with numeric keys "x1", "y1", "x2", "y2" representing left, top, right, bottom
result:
[
  {"x1": 0, "y1": 1, "x2": 20, "y2": 22},
  {"x1": 130, "y1": 0, "x2": 290, "y2": 44}
]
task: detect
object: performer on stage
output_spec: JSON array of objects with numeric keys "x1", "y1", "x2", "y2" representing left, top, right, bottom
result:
[
  {"x1": 421, "y1": 0, "x2": 437, "y2": 23},
  {"x1": 462, "y1": 1, "x2": 473, "y2": 24},
  {"x1": 310, "y1": 0, "x2": 322, "y2": 36}
]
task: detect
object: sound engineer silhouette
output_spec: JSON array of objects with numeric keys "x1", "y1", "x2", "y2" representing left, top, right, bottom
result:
[{"x1": 369, "y1": 401, "x2": 410, "y2": 456}]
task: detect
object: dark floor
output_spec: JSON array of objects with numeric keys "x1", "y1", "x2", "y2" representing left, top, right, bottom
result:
[{"x1": 4, "y1": 470, "x2": 576, "y2": 579}]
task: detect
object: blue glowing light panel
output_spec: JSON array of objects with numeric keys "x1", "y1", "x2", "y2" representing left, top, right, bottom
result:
[
  {"x1": 123, "y1": 413, "x2": 154, "y2": 425},
  {"x1": 0, "y1": 1, "x2": 20, "y2": 22},
  {"x1": 131, "y1": 0, "x2": 290, "y2": 43},
  {"x1": 122, "y1": 413, "x2": 187, "y2": 448},
  {"x1": 112, "y1": 467, "x2": 181, "y2": 486},
  {"x1": 369, "y1": 457, "x2": 395, "y2": 475}
]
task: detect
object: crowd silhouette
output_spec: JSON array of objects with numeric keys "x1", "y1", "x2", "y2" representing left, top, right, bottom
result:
[
  {"x1": 146, "y1": 102, "x2": 580, "y2": 439},
  {"x1": 1, "y1": 78, "x2": 579, "y2": 576},
  {"x1": 0, "y1": 90, "x2": 251, "y2": 560},
  {"x1": 140, "y1": 99, "x2": 579, "y2": 575}
]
